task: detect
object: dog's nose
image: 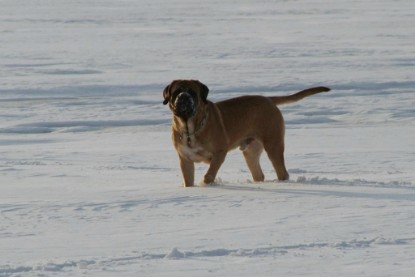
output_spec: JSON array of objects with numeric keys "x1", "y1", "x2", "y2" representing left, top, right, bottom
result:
[
  {"x1": 175, "y1": 92, "x2": 193, "y2": 107},
  {"x1": 174, "y1": 92, "x2": 196, "y2": 119}
]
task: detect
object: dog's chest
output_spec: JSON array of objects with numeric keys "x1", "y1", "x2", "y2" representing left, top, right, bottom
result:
[
  {"x1": 174, "y1": 118, "x2": 212, "y2": 163},
  {"x1": 179, "y1": 140, "x2": 212, "y2": 163}
]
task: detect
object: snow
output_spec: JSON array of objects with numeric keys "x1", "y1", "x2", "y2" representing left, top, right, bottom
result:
[{"x1": 1, "y1": 0, "x2": 414, "y2": 276}]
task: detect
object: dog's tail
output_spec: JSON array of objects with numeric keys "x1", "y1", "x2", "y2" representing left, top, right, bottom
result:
[{"x1": 269, "y1": 86, "x2": 330, "y2": 106}]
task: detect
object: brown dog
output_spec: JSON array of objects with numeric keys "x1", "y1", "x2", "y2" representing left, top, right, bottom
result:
[{"x1": 163, "y1": 80, "x2": 330, "y2": 187}]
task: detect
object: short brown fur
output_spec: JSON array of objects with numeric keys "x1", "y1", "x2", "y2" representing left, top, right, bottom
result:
[{"x1": 163, "y1": 80, "x2": 330, "y2": 187}]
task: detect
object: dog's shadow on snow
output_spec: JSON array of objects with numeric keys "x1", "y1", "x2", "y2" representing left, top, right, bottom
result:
[{"x1": 208, "y1": 182, "x2": 415, "y2": 202}]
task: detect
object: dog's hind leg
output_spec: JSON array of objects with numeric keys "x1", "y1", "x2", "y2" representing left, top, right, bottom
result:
[
  {"x1": 242, "y1": 139, "x2": 265, "y2": 182},
  {"x1": 263, "y1": 138, "x2": 289, "y2": 181}
]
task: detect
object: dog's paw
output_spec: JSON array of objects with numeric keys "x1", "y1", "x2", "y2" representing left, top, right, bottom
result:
[
  {"x1": 200, "y1": 176, "x2": 224, "y2": 187},
  {"x1": 200, "y1": 180, "x2": 215, "y2": 187},
  {"x1": 183, "y1": 184, "x2": 195, "y2": 188},
  {"x1": 182, "y1": 181, "x2": 195, "y2": 188},
  {"x1": 203, "y1": 174, "x2": 215, "y2": 185}
]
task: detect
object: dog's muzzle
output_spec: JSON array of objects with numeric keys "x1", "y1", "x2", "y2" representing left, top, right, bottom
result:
[{"x1": 173, "y1": 92, "x2": 196, "y2": 120}]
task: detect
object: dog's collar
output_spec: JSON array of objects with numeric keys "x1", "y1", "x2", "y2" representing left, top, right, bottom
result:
[{"x1": 179, "y1": 111, "x2": 208, "y2": 147}]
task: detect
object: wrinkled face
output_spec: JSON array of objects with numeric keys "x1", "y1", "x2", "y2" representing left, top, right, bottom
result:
[
  {"x1": 163, "y1": 80, "x2": 209, "y2": 121},
  {"x1": 171, "y1": 87, "x2": 198, "y2": 120}
]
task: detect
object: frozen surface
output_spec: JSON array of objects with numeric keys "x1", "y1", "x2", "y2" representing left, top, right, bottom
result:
[{"x1": 1, "y1": 0, "x2": 414, "y2": 276}]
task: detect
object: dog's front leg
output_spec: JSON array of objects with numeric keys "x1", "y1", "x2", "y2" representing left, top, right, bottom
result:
[
  {"x1": 180, "y1": 157, "x2": 195, "y2": 187},
  {"x1": 203, "y1": 150, "x2": 227, "y2": 185}
]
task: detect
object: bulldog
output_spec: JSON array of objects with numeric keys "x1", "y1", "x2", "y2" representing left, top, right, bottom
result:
[{"x1": 163, "y1": 79, "x2": 330, "y2": 187}]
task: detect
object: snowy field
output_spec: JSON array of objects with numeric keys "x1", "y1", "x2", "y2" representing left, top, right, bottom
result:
[{"x1": 1, "y1": 0, "x2": 414, "y2": 276}]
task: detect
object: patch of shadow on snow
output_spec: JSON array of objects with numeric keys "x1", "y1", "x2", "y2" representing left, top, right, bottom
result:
[
  {"x1": 156, "y1": 236, "x2": 415, "y2": 260},
  {"x1": 208, "y1": 177, "x2": 415, "y2": 202},
  {"x1": 164, "y1": 248, "x2": 186, "y2": 259},
  {"x1": 0, "y1": 260, "x2": 94, "y2": 276},
  {"x1": 3, "y1": 237, "x2": 414, "y2": 275},
  {"x1": 0, "y1": 84, "x2": 164, "y2": 99},
  {"x1": 0, "y1": 119, "x2": 169, "y2": 134},
  {"x1": 294, "y1": 176, "x2": 414, "y2": 190}
]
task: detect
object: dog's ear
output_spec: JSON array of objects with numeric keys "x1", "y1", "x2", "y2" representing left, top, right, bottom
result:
[
  {"x1": 162, "y1": 83, "x2": 171, "y2": 105},
  {"x1": 198, "y1": 81, "x2": 209, "y2": 103}
]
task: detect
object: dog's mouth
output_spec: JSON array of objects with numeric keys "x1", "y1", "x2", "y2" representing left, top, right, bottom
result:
[{"x1": 173, "y1": 91, "x2": 197, "y2": 120}]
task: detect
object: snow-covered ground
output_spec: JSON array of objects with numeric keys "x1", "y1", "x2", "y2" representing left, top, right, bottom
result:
[{"x1": 1, "y1": 0, "x2": 414, "y2": 276}]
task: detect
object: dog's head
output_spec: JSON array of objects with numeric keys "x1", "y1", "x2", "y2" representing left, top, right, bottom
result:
[{"x1": 163, "y1": 80, "x2": 209, "y2": 120}]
